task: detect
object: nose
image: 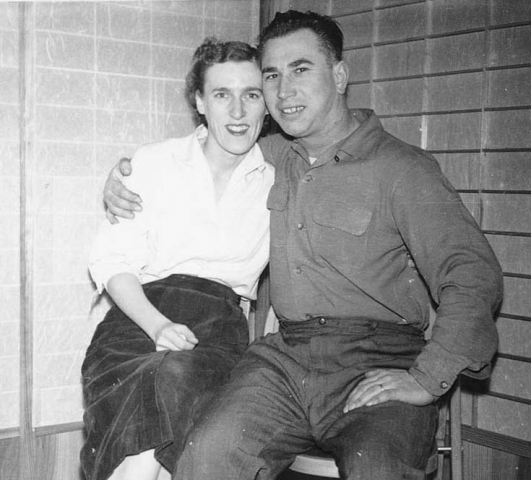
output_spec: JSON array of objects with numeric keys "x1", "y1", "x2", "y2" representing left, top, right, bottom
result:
[
  {"x1": 277, "y1": 75, "x2": 295, "y2": 100},
  {"x1": 230, "y1": 97, "x2": 245, "y2": 119}
]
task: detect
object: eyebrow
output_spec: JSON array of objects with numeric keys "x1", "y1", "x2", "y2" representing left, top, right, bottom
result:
[
  {"x1": 262, "y1": 57, "x2": 315, "y2": 74},
  {"x1": 211, "y1": 86, "x2": 263, "y2": 93},
  {"x1": 290, "y1": 58, "x2": 314, "y2": 68},
  {"x1": 243, "y1": 87, "x2": 263, "y2": 94}
]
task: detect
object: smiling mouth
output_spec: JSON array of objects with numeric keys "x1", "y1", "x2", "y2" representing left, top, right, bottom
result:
[
  {"x1": 280, "y1": 106, "x2": 304, "y2": 115},
  {"x1": 226, "y1": 124, "x2": 249, "y2": 135}
]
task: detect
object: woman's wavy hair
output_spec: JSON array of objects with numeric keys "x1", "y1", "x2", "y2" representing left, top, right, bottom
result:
[{"x1": 186, "y1": 38, "x2": 261, "y2": 126}]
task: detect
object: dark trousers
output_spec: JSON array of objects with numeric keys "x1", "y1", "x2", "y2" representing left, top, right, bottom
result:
[
  {"x1": 174, "y1": 317, "x2": 438, "y2": 480},
  {"x1": 81, "y1": 274, "x2": 247, "y2": 480}
]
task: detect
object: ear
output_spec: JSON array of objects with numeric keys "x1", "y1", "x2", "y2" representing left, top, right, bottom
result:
[
  {"x1": 195, "y1": 91, "x2": 205, "y2": 114},
  {"x1": 333, "y1": 60, "x2": 349, "y2": 95}
]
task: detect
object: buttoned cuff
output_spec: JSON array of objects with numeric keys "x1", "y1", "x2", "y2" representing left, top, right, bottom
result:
[{"x1": 408, "y1": 341, "x2": 471, "y2": 397}]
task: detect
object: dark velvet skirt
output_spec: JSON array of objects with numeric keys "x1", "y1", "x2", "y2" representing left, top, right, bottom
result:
[{"x1": 80, "y1": 274, "x2": 248, "y2": 480}]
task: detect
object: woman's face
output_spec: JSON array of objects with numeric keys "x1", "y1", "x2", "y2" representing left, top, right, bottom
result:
[{"x1": 196, "y1": 60, "x2": 267, "y2": 161}]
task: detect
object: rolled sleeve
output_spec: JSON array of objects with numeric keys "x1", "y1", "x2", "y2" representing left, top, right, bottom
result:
[
  {"x1": 89, "y1": 262, "x2": 140, "y2": 295},
  {"x1": 89, "y1": 152, "x2": 151, "y2": 293},
  {"x1": 89, "y1": 218, "x2": 149, "y2": 294}
]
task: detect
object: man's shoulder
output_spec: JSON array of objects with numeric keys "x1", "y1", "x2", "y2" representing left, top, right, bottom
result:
[
  {"x1": 373, "y1": 131, "x2": 440, "y2": 174},
  {"x1": 258, "y1": 132, "x2": 293, "y2": 166}
]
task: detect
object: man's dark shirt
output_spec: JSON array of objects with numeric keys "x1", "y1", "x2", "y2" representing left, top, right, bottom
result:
[{"x1": 259, "y1": 109, "x2": 502, "y2": 396}]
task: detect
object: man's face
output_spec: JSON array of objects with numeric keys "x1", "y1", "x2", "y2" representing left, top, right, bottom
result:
[
  {"x1": 196, "y1": 61, "x2": 266, "y2": 160},
  {"x1": 261, "y1": 29, "x2": 346, "y2": 141}
]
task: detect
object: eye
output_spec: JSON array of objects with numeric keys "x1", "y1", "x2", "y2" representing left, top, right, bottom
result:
[
  {"x1": 263, "y1": 73, "x2": 278, "y2": 81},
  {"x1": 246, "y1": 92, "x2": 262, "y2": 100},
  {"x1": 295, "y1": 67, "x2": 308, "y2": 74},
  {"x1": 214, "y1": 92, "x2": 228, "y2": 98}
]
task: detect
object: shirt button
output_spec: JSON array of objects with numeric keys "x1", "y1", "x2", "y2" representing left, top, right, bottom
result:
[
  {"x1": 297, "y1": 223, "x2": 305, "y2": 230},
  {"x1": 440, "y1": 381, "x2": 449, "y2": 389},
  {"x1": 302, "y1": 174, "x2": 314, "y2": 183},
  {"x1": 294, "y1": 267, "x2": 302, "y2": 274},
  {"x1": 318, "y1": 317, "x2": 326, "y2": 325}
]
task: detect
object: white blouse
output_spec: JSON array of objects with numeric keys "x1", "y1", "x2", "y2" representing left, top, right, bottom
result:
[{"x1": 89, "y1": 126, "x2": 274, "y2": 300}]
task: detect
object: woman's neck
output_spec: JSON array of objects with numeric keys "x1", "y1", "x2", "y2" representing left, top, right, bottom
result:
[{"x1": 201, "y1": 139, "x2": 246, "y2": 203}]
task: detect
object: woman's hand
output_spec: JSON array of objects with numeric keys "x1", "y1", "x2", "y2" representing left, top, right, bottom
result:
[
  {"x1": 103, "y1": 158, "x2": 143, "y2": 224},
  {"x1": 153, "y1": 322, "x2": 199, "y2": 351},
  {"x1": 106, "y1": 273, "x2": 199, "y2": 352}
]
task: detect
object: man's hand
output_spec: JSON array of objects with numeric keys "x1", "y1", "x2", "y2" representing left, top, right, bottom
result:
[
  {"x1": 153, "y1": 323, "x2": 199, "y2": 352},
  {"x1": 103, "y1": 157, "x2": 143, "y2": 224},
  {"x1": 343, "y1": 369, "x2": 435, "y2": 413}
]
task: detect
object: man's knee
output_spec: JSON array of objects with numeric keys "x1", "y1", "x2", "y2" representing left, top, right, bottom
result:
[
  {"x1": 185, "y1": 411, "x2": 241, "y2": 460},
  {"x1": 329, "y1": 404, "x2": 436, "y2": 480},
  {"x1": 340, "y1": 443, "x2": 426, "y2": 480},
  {"x1": 175, "y1": 414, "x2": 262, "y2": 480}
]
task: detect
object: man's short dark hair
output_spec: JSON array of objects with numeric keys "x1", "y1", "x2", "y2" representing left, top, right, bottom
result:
[
  {"x1": 186, "y1": 38, "x2": 260, "y2": 125},
  {"x1": 258, "y1": 10, "x2": 344, "y2": 64}
]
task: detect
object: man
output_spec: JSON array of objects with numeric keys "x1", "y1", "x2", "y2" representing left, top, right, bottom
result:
[{"x1": 104, "y1": 11, "x2": 502, "y2": 480}]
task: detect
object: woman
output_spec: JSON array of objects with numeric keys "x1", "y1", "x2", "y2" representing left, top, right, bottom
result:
[{"x1": 81, "y1": 38, "x2": 273, "y2": 480}]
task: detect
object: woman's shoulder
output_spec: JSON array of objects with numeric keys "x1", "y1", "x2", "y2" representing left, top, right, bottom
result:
[
  {"x1": 133, "y1": 135, "x2": 192, "y2": 163},
  {"x1": 124, "y1": 135, "x2": 195, "y2": 193}
]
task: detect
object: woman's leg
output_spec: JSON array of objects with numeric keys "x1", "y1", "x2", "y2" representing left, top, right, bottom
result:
[
  {"x1": 149, "y1": 276, "x2": 248, "y2": 470},
  {"x1": 81, "y1": 308, "x2": 170, "y2": 480},
  {"x1": 82, "y1": 275, "x2": 247, "y2": 480}
]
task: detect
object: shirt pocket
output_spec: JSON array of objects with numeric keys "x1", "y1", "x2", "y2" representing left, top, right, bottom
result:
[{"x1": 312, "y1": 199, "x2": 372, "y2": 268}]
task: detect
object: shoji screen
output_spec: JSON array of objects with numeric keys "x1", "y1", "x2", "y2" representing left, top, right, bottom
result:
[
  {"x1": 0, "y1": 2, "x2": 261, "y2": 479},
  {"x1": 275, "y1": 0, "x2": 531, "y2": 476}
]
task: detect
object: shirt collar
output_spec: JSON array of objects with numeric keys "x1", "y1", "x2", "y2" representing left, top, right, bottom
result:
[
  {"x1": 193, "y1": 124, "x2": 267, "y2": 177},
  {"x1": 289, "y1": 109, "x2": 386, "y2": 164}
]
